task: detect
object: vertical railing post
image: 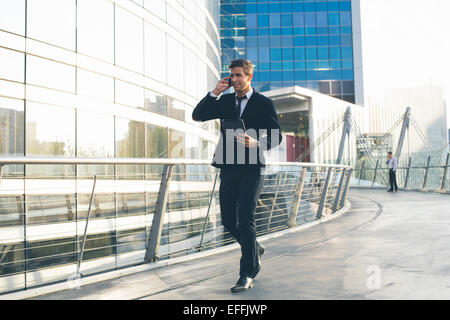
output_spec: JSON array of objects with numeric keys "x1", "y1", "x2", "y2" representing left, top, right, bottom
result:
[
  {"x1": 267, "y1": 172, "x2": 283, "y2": 230},
  {"x1": 372, "y1": 159, "x2": 379, "y2": 187},
  {"x1": 76, "y1": 175, "x2": 97, "y2": 277},
  {"x1": 404, "y1": 156, "x2": 412, "y2": 189},
  {"x1": 0, "y1": 164, "x2": 3, "y2": 185},
  {"x1": 288, "y1": 167, "x2": 307, "y2": 227},
  {"x1": 422, "y1": 155, "x2": 431, "y2": 190},
  {"x1": 316, "y1": 167, "x2": 333, "y2": 219},
  {"x1": 441, "y1": 153, "x2": 450, "y2": 190},
  {"x1": 339, "y1": 168, "x2": 353, "y2": 208},
  {"x1": 145, "y1": 164, "x2": 174, "y2": 263},
  {"x1": 332, "y1": 168, "x2": 347, "y2": 213},
  {"x1": 358, "y1": 160, "x2": 365, "y2": 186},
  {"x1": 198, "y1": 171, "x2": 219, "y2": 249}
]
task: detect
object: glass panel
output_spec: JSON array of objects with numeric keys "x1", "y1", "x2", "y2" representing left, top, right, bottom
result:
[
  {"x1": 0, "y1": 97, "x2": 24, "y2": 155},
  {"x1": 168, "y1": 128, "x2": 185, "y2": 158},
  {"x1": 144, "y1": 23, "x2": 166, "y2": 82},
  {"x1": 26, "y1": 194, "x2": 76, "y2": 224},
  {"x1": 77, "y1": 0, "x2": 114, "y2": 63},
  {"x1": 77, "y1": 111, "x2": 114, "y2": 157},
  {"x1": 116, "y1": 193, "x2": 145, "y2": 217},
  {"x1": 26, "y1": 237, "x2": 77, "y2": 271},
  {"x1": 77, "y1": 69, "x2": 114, "y2": 101},
  {"x1": 115, "y1": 117, "x2": 145, "y2": 158},
  {"x1": 115, "y1": 6, "x2": 144, "y2": 73},
  {"x1": 115, "y1": 80, "x2": 144, "y2": 109},
  {"x1": 0, "y1": 47, "x2": 24, "y2": 83},
  {"x1": 26, "y1": 102, "x2": 75, "y2": 156},
  {"x1": 27, "y1": 0, "x2": 75, "y2": 50},
  {"x1": 0, "y1": 0, "x2": 25, "y2": 35},
  {"x1": 0, "y1": 241, "x2": 24, "y2": 275},
  {"x1": 146, "y1": 124, "x2": 168, "y2": 158},
  {"x1": 144, "y1": 89, "x2": 166, "y2": 115},
  {"x1": 26, "y1": 55, "x2": 75, "y2": 92},
  {"x1": 0, "y1": 196, "x2": 24, "y2": 227},
  {"x1": 166, "y1": 36, "x2": 184, "y2": 90},
  {"x1": 143, "y1": 0, "x2": 166, "y2": 21},
  {"x1": 167, "y1": 97, "x2": 185, "y2": 121}
]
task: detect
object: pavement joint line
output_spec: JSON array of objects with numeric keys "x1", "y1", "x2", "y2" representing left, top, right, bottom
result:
[{"x1": 2, "y1": 200, "x2": 352, "y2": 300}]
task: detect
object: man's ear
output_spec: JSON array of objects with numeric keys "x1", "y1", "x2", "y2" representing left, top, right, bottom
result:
[{"x1": 248, "y1": 73, "x2": 253, "y2": 81}]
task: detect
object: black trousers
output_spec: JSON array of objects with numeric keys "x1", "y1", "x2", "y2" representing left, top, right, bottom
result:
[
  {"x1": 389, "y1": 169, "x2": 398, "y2": 190},
  {"x1": 219, "y1": 165, "x2": 264, "y2": 277}
]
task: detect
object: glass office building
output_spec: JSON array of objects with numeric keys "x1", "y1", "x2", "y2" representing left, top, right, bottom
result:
[
  {"x1": 219, "y1": 0, "x2": 356, "y2": 103},
  {"x1": 0, "y1": 0, "x2": 221, "y2": 293}
]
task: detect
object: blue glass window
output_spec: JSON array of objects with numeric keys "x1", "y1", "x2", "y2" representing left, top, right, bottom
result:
[
  {"x1": 281, "y1": 36, "x2": 293, "y2": 47},
  {"x1": 281, "y1": 14, "x2": 293, "y2": 27},
  {"x1": 221, "y1": 16, "x2": 233, "y2": 28},
  {"x1": 292, "y1": 3, "x2": 304, "y2": 13},
  {"x1": 340, "y1": 1, "x2": 352, "y2": 11},
  {"x1": 282, "y1": 47, "x2": 293, "y2": 60},
  {"x1": 316, "y1": 12, "x2": 327, "y2": 26},
  {"x1": 270, "y1": 36, "x2": 281, "y2": 47},
  {"x1": 317, "y1": 47, "x2": 329, "y2": 60},
  {"x1": 342, "y1": 69, "x2": 354, "y2": 80},
  {"x1": 268, "y1": 3, "x2": 280, "y2": 13},
  {"x1": 318, "y1": 70, "x2": 330, "y2": 80},
  {"x1": 329, "y1": 69, "x2": 342, "y2": 80},
  {"x1": 293, "y1": 13, "x2": 305, "y2": 27},
  {"x1": 330, "y1": 60, "x2": 341, "y2": 69},
  {"x1": 327, "y1": 2, "x2": 340, "y2": 11},
  {"x1": 245, "y1": 3, "x2": 257, "y2": 14},
  {"x1": 340, "y1": 35, "x2": 352, "y2": 46},
  {"x1": 294, "y1": 47, "x2": 305, "y2": 60},
  {"x1": 259, "y1": 71, "x2": 270, "y2": 81},
  {"x1": 257, "y1": 3, "x2": 269, "y2": 14},
  {"x1": 271, "y1": 71, "x2": 282, "y2": 81},
  {"x1": 318, "y1": 60, "x2": 330, "y2": 69},
  {"x1": 340, "y1": 12, "x2": 352, "y2": 26},
  {"x1": 234, "y1": 16, "x2": 246, "y2": 28},
  {"x1": 258, "y1": 28, "x2": 270, "y2": 36},
  {"x1": 258, "y1": 36, "x2": 270, "y2": 47},
  {"x1": 341, "y1": 47, "x2": 353, "y2": 59},
  {"x1": 303, "y1": 2, "x2": 316, "y2": 12},
  {"x1": 342, "y1": 60, "x2": 353, "y2": 69},
  {"x1": 306, "y1": 60, "x2": 317, "y2": 69},
  {"x1": 271, "y1": 62, "x2": 282, "y2": 70},
  {"x1": 257, "y1": 14, "x2": 269, "y2": 27},
  {"x1": 269, "y1": 14, "x2": 281, "y2": 28},
  {"x1": 283, "y1": 61, "x2": 294, "y2": 70},
  {"x1": 317, "y1": 36, "x2": 329, "y2": 46},
  {"x1": 293, "y1": 27, "x2": 305, "y2": 35},
  {"x1": 247, "y1": 48, "x2": 258, "y2": 61},
  {"x1": 329, "y1": 35, "x2": 341, "y2": 45},
  {"x1": 246, "y1": 14, "x2": 257, "y2": 28},
  {"x1": 283, "y1": 71, "x2": 294, "y2": 81},
  {"x1": 305, "y1": 13, "x2": 316, "y2": 27},
  {"x1": 270, "y1": 28, "x2": 281, "y2": 36},
  {"x1": 246, "y1": 37, "x2": 257, "y2": 47},
  {"x1": 295, "y1": 60, "x2": 306, "y2": 70},
  {"x1": 328, "y1": 13, "x2": 340, "y2": 25},
  {"x1": 295, "y1": 70, "x2": 306, "y2": 81},
  {"x1": 329, "y1": 47, "x2": 341, "y2": 59},
  {"x1": 222, "y1": 38, "x2": 234, "y2": 48},
  {"x1": 247, "y1": 28, "x2": 258, "y2": 36},
  {"x1": 258, "y1": 48, "x2": 270, "y2": 61},
  {"x1": 281, "y1": 28, "x2": 293, "y2": 36},
  {"x1": 270, "y1": 48, "x2": 282, "y2": 61},
  {"x1": 293, "y1": 36, "x2": 305, "y2": 46},
  {"x1": 306, "y1": 70, "x2": 318, "y2": 80},
  {"x1": 305, "y1": 36, "x2": 317, "y2": 46},
  {"x1": 306, "y1": 47, "x2": 317, "y2": 60},
  {"x1": 316, "y1": 2, "x2": 328, "y2": 12},
  {"x1": 280, "y1": 2, "x2": 292, "y2": 13}
]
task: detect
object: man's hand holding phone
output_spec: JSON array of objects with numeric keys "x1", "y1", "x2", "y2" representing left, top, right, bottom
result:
[{"x1": 212, "y1": 76, "x2": 232, "y2": 96}]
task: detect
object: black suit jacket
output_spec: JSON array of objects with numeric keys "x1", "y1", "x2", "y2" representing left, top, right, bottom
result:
[{"x1": 192, "y1": 90, "x2": 283, "y2": 168}]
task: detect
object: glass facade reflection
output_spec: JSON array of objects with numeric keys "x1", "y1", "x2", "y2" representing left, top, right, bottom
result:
[
  {"x1": 220, "y1": 0, "x2": 355, "y2": 103},
  {"x1": 0, "y1": 0, "x2": 221, "y2": 293}
]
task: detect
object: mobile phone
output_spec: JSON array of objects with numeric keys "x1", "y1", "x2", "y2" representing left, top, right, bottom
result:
[{"x1": 227, "y1": 78, "x2": 232, "y2": 87}]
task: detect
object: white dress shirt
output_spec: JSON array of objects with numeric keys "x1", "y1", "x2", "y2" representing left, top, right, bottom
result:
[
  {"x1": 209, "y1": 86, "x2": 254, "y2": 118},
  {"x1": 387, "y1": 156, "x2": 398, "y2": 171}
]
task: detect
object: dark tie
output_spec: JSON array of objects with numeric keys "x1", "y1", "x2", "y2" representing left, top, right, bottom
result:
[{"x1": 236, "y1": 95, "x2": 247, "y2": 118}]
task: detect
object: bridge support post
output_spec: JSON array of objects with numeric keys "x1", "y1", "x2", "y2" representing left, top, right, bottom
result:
[
  {"x1": 332, "y1": 168, "x2": 347, "y2": 213},
  {"x1": 372, "y1": 159, "x2": 379, "y2": 187},
  {"x1": 267, "y1": 172, "x2": 283, "y2": 230},
  {"x1": 357, "y1": 160, "x2": 365, "y2": 186},
  {"x1": 404, "y1": 156, "x2": 412, "y2": 188},
  {"x1": 316, "y1": 167, "x2": 333, "y2": 219},
  {"x1": 199, "y1": 171, "x2": 219, "y2": 248},
  {"x1": 395, "y1": 107, "x2": 411, "y2": 160},
  {"x1": 337, "y1": 107, "x2": 351, "y2": 165},
  {"x1": 288, "y1": 167, "x2": 307, "y2": 227},
  {"x1": 339, "y1": 168, "x2": 353, "y2": 208},
  {"x1": 441, "y1": 153, "x2": 450, "y2": 190},
  {"x1": 145, "y1": 164, "x2": 173, "y2": 263},
  {"x1": 422, "y1": 155, "x2": 431, "y2": 190}
]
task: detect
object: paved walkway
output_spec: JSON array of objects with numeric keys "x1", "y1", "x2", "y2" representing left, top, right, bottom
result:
[{"x1": 33, "y1": 189, "x2": 450, "y2": 300}]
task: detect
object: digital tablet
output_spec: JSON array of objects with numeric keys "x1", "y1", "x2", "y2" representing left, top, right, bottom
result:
[{"x1": 220, "y1": 119, "x2": 246, "y2": 132}]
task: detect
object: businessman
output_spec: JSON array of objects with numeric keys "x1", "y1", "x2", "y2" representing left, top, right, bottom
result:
[
  {"x1": 386, "y1": 151, "x2": 398, "y2": 192},
  {"x1": 192, "y1": 59, "x2": 282, "y2": 292}
]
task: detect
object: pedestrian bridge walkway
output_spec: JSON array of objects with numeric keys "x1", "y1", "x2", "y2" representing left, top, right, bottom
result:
[{"x1": 31, "y1": 189, "x2": 450, "y2": 300}]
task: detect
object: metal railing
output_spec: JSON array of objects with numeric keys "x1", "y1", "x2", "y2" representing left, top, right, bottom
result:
[
  {"x1": 350, "y1": 153, "x2": 450, "y2": 193},
  {"x1": 0, "y1": 157, "x2": 351, "y2": 294}
]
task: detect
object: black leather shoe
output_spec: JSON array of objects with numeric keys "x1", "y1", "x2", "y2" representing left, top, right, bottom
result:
[
  {"x1": 387, "y1": 189, "x2": 393, "y2": 192},
  {"x1": 230, "y1": 276, "x2": 253, "y2": 292},
  {"x1": 251, "y1": 243, "x2": 265, "y2": 278}
]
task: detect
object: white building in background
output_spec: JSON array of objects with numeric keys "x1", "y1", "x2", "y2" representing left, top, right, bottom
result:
[{"x1": 352, "y1": 0, "x2": 449, "y2": 158}]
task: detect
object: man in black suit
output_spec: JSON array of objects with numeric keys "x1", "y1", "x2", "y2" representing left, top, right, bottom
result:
[{"x1": 192, "y1": 59, "x2": 282, "y2": 292}]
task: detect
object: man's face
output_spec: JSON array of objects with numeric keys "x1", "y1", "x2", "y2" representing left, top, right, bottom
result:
[
  {"x1": 229, "y1": 67, "x2": 252, "y2": 93},
  {"x1": 387, "y1": 153, "x2": 392, "y2": 159}
]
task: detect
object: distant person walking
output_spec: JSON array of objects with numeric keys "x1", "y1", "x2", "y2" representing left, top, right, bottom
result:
[{"x1": 386, "y1": 151, "x2": 398, "y2": 192}]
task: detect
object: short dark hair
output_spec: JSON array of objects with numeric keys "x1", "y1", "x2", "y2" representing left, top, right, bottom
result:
[
  {"x1": 228, "y1": 59, "x2": 253, "y2": 75},
  {"x1": 387, "y1": 151, "x2": 393, "y2": 155}
]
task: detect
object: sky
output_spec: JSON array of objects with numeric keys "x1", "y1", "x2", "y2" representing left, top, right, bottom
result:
[{"x1": 359, "y1": 0, "x2": 450, "y2": 129}]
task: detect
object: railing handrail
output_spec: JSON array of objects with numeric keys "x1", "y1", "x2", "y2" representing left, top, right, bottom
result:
[{"x1": 0, "y1": 156, "x2": 351, "y2": 169}]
